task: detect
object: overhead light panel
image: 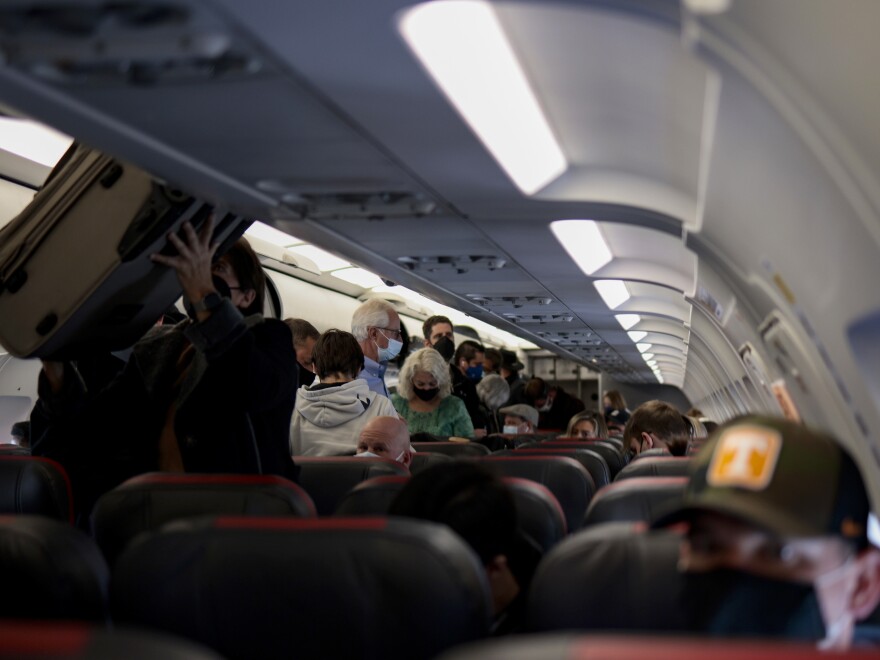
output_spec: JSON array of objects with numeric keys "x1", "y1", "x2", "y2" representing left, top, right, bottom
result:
[
  {"x1": 647, "y1": 360, "x2": 658, "y2": 367},
  {"x1": 549, "y1": 220, "x2": 612, "y2": 276},
  {"x1": 245, "y1": 221, "x2": 302, "y2": 247},
  {"x1": 594, "y1": 280, "x2": 630, "y2": 310},
  {"x1": 616, "y1": 314, "x2": 641, "y2": 330},
  {"x1": 399, "y1": 0, "x2": 567, "y2": 195},
  {"x1": 331, "y1": 267, "x2": 386, "y2": 288},
  {"x1": 641, "y1": 353, "x2": 655, "y2": 361},
  {"x1": 627, "y1": 330, "x2": 647, "y2": 343},
  {"x1": 287, "y1": 245, "x2": 351, "y2": 272},
  {"x1": 0, "y1": 117, "x2": 73, "y2": 167},
  {"x1": 636, "y1": 343, "x2": 653, "y2": 353}
]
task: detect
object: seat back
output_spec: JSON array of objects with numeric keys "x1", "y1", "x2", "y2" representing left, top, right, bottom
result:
[
  {"x1": 334, "y1": 475, "x2": 410, "y2": 516},
  {"x1": 296, "y1": 456, "x2": 409, "y2": 515},
  {"x1": 583, "y1": 477, "x2": 687, "y2": 527},
  {"x1": 0, "y1": 456, "x2": 72, "y2": 522},
  {"x1": 91, "y1": 473, "x2": 316, "y2": 566},
  {"x1": 0, "y1": 516, "x2": 109, "y2": 621},
  {"x1": 528, "y1": 522, "x2": 686, "y2": 633},
  {"x1": 480, "y1": 456, "x2": 594, "y2": 532},
  {"x1": 495, "y1": 448, "x2": 610, "y2": 489},
  {"x1": 615, "y1": 456, "x2": 691, "y2": 481},
  {"x1": 503, "y1": 477, "x2": 567, "y2": 552},
  {"x1": 112, "y1": 517, "x2": 491, "y2": 660},
  {"x1": 0, "y1": 444, "x2": 30, "y2": 455},
  {"x1": 409, "y1": 451, "x2": 453, "y2": 474},
  {"x1": 532, "y1": 440, "x2": 627, "y2": 478},
  {"x1": 411, "y1": 441, "x2": 490, "y2": 457}
]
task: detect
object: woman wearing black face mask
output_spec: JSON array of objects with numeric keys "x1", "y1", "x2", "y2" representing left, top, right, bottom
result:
[{"x1": 391, "y1": 348, "x2": 474, "y2": 438}]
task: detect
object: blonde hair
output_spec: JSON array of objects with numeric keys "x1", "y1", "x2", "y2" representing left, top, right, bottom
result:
[
  {"x1": 565, "y1": 410, "x2": 609, "y2": 439},
  {"x1": 397, "y1": 348, "x2": 452, "y2": 400}
]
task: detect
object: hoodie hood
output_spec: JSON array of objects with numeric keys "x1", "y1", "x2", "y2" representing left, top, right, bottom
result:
[{"x1": 295, "y1": 379, "x2": 375, "y2": 428}]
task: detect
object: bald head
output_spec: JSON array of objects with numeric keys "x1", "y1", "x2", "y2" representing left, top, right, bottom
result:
[{"x1": 357, "y1": 416, "x2": 412, "y2": 467}]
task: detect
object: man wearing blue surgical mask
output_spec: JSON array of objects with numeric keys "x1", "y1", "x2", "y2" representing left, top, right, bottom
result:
[
  {"x1": 450, "y1": 340, "x2": 488, "y2": 437},
  {"x1": 654, "y1": 417, "x2": 880, "y2": 651},
  {"x1": 351, "y1": 299, "x2": 402, "y2": 399}
]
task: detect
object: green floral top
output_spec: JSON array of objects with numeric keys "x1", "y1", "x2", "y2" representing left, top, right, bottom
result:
[{"x1": 391, "y1": 394, "x2": 475, "y2": 438}]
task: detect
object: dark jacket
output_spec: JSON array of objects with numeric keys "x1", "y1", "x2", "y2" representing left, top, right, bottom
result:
[
  {"x1": 539, "y1": 387, "x2": 586, "y2": 431},
  {"x1": 449, "y1": 364, "x2": 487, "y2": 432},
  {"x1": 31, "y1": 301, "x2": 299, "y2": 522}
]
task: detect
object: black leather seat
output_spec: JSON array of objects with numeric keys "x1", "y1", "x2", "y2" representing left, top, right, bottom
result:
[
  {"x1": 0, "y1": 444, "x2": 31, "y2": 455},
  {"x1": 583, "y1": 477, "x2": 687, "y2": 527},
  {"x1": 615, "y1": 456, "x2": 691, "y2": 481},
  {"x1": 112, "y1": 516, "x2": 491, "y2": 660},
  {"x1": 0, "y1": 455, "x2": 72, "y2": 522},
  {"x1": 296, "y1": 456, "x2": 409, "y2": 515},
  {"x1": 334, "y1": 475, "x2": 409, "y2": 515},
  {"x1": 526, "y1": 440, "x2": 627, "y2": 478},
  {"x1": 409, "y1": 451, "x2": 453, "y2": 474},
  {"x1": 0, "y1": 621, "x2": 222, "y2": 659},
  {"x1": 91, "y1": 473, "x2": 316, "y2": 566},
  {"x1": 527, "y1": 522, "x2": 686, "y2": 633},
  {"x1": 411, "y1": 441, "x2": 491, "y2": 457},
  {"x1": 481, "y1": 456, "x2": 594, "y2": 532},
  {"x1": 494, "y1": 448, "x2": 611, "y2": 489},
  {"x1": 0, "y1": 516, "x2": 109, "y2": 621},
  {"x1": 335, "y1": 474, "x2": 567, "y2": 552}
]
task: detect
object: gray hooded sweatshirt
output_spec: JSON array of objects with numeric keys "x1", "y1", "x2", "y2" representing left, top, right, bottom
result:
[{"x1": 289, "y1": 379, "x2": 399, "y2": 456}]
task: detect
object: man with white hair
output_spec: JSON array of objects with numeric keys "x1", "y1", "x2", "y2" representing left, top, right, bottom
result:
[{"x1": 351, "y1": 299, "x2": 402, "y2": 398}]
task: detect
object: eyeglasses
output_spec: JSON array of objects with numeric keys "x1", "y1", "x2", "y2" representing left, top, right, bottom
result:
[{"x1": 375, "y1": 327, "x2": 402, "y2": 339}]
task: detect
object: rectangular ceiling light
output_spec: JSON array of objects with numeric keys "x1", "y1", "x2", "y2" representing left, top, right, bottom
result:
[
  {"x1": 616, "y1": 314, "x2": 641, "y2": 331},
  {"x1": 245, "y1": 221, "x2": 302, "y2": 247},
  {"x1": 641, "y1": 353, "x2": 655, "y2": 361},
  {"x1": 0, "y1": 117, "x2": 73, "y2": 167},
  {"x1": 331, "y1": 267, "x2": 386, "y2": 289},
  {"x1": 399, "y1": 0, "x2": 566, "y2": 195},
  {"x1": 636, "y1": 342, "x2": 653, "y2": 353},
  {"x1": 627, "y1": 330, "x2": 647, "y2": 343},
  {"x1": 549, "y1": 220, "x2": 612, "y2": 276},
  {"x1": 287, "y1": 245, "x2": 351, "y2": 272},
  {"x1": 593, "y1": 280, "x2": 630, "y2": 310}
]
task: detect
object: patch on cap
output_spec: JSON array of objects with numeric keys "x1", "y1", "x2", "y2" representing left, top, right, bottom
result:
[{"x1": 707, "y1": 425, "x2": 782, "y2": 491}]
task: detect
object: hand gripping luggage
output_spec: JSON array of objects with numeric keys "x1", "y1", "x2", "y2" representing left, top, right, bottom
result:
[{"x1": 0, "y1": 143, "x2": 251, "y2": 359}]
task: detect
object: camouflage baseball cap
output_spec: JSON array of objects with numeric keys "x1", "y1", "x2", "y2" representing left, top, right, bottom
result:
[{"x1": 654, "y1": 416, "x2": 871, "y2": 548}]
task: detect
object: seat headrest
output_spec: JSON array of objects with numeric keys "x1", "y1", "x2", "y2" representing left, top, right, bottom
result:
[
  {"x1": 481, "y1": 456, "x2": 595, "y2": 532},
  {"x1": 615, "y1": 457, "x2": 691, "y2": 481},
  {"x1": 0, "y1": 621, "x2": 222, "y2": 658},
  {"x1": 113, "y1": 517, "x2": 492, "y2": 660},
  {"x1": 0, "y1": 456, "x2": 72, "y2": 522},
  {"x1": 410, "y1": 451, "x2": 453, "y2": 474},
  {"x1": 335, "y1": 475, "x2": 410, "y2": 516},
  {"x1": 0, "y1": 516, "x2": 108, "y2": 621},
  {"x1": 499, "y1": 448, "x2": 611, "y2": 488},
  {"x1": 91, "y1": 473, "x2": 316, "y2": 566},
  {"x1": 528, "y1": 523, "x2": 686, "y2": 633},
  {"x1": 503, "y1": 477, "x2": 567, "y2": 551},
  {"x1": 296, "y1": 456, "x2": 409, "y2": 515},
  {"x1": 583, "y1": 477, "x2": 688, "y2": 527},
  {"x1": 411, "y1": 442, "x2": 491, "y2": 457}
]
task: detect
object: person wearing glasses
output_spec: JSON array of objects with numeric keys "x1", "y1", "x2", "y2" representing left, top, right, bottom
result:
[{"x1": 351, "y1": 299, "x2": 403, "y2": 398}]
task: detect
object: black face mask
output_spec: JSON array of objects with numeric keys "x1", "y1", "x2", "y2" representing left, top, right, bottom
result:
[
  {"x1": 682, "y1": 569, "x2": 826, "y2": 642},
  {"x1": 432, "y1": 336, "x2": 455, "y2": 362},
  {"x1": 414, "y1": 386, "x2": 440, "y2": 401},
  {"x1": 298, "y1": 363, "x2": 316, "y2": 388},
  {"x1": 184, "y1": 275, "x2": 231, "y2": 319}
]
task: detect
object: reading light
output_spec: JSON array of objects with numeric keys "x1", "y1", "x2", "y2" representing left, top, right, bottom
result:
[
  {"x1": 0, "y1": 117, "x2": 73, "y2": 167},
  {"x1": 287, "y1": 245, "x2": 351, "y2": 272},
  {"x1": 331, "y1": 267, "x2": 386, "y2": 288},
  {"x1": 593, "y1": 280, "x2": 630, "y2": 310},
  {"x1": 627, "y1": 331, "x2": 647, "y2": 343},
  {"x1": 616, "y1": 314, "x2": 641, "y2": 331},
  {"x1": 549, "y1": 220, "x2": 612, "y2": 276},
  {"x1": 399, "y1": 0, "x2": 566, "y2": 195},
  {"x1": 636, "y1": 343, "x2": 653, "y2": 353}
]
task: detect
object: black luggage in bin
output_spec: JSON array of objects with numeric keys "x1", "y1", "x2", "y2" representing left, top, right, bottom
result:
[{"x1": 0, "y1": 143, "x2": 251, "y2": 359}]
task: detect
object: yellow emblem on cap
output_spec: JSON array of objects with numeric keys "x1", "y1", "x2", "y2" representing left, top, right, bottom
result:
[{"x1": 707, "y1": 426, "x2": 782, "y2": 490}]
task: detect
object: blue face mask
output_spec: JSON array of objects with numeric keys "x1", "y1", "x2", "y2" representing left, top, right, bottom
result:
[
  {"x1": 375, "y1": 331, "x2": 402, "y2": 363},
  {"x1": 465, "y1": 365, "x2": 483, "y2": 382}
]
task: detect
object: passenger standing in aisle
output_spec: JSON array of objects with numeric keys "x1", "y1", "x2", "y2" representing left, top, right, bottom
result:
[{"x1": 351, "y1": 299, "x2": 402, "y2": 398}]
